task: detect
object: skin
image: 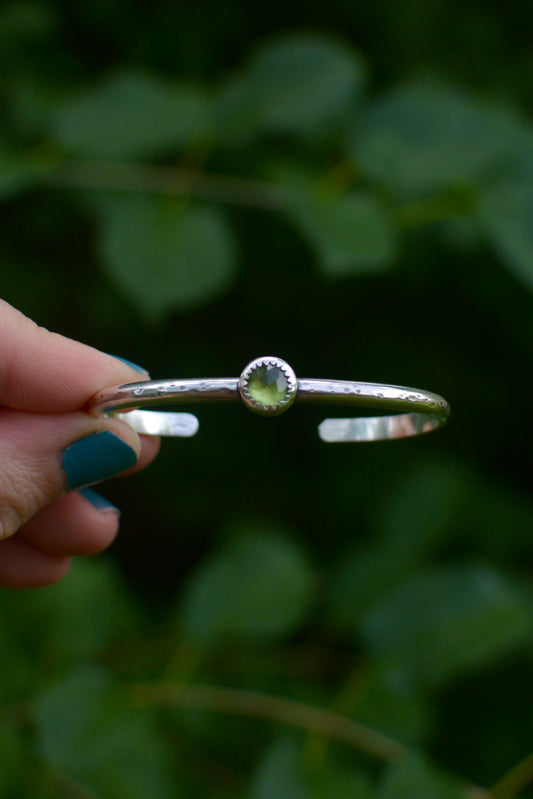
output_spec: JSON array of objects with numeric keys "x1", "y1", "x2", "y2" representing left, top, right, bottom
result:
[{"x1": 0, "y1": 299, "x2": 160, "y2": 589}]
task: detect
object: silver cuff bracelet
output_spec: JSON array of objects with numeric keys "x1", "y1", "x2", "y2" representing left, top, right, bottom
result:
[{"x1": 90, "y1": 356, "x2": 450, "y2": 444}]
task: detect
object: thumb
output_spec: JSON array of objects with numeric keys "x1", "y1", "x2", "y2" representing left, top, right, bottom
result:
[
  {"x1": 0, "y1": 409, "x2": 140, "y2": 541},
  {"x1": 0, "y1": 299, "x2": 150, "y2": 413}
]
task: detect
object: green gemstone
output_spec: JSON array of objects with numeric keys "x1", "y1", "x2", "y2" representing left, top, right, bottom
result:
[{"x1": 247, "y1": 364, "x2": 289, "y2": 408}]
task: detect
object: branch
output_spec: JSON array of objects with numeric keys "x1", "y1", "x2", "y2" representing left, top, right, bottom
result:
[
  {"x1": 47, "y1": 160, "x2": 473, "y2": 236},
  {"x1": 396, "y1": 187, "x2": 476, "y2": 229},
  {"x1": 46, "y1": 160, "x2": 285, "y2": 210},
  {"x1": 131, "y1": 681, "x2": 495, "y2": 799},
  {"x1": 131, "y1": 681, "x2": 407, "y2": 763},
  {"x1": 490, "y1": 751, "x2": 533, "y2": 799}
]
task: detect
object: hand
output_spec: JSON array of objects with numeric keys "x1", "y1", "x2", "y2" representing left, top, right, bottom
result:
[{"x1": 0, "y1": 300, "x2": 160, "y2": 588}]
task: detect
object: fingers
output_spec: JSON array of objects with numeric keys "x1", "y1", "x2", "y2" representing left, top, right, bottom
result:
[
  {"x1": 1, "y1": 486, "x2": 120, "y2": 588},
  {"x1": 1, "y1": 435, "x2": 160, "y2": 589},
  {"x1": 20, "y1": 489, "x2": 121, "y2": 557},
  {"x1": 0, "y1": 536, "x2": 71, "y2": 589},
  {"x1": 0, "y1": 299, "x2": 164, "y2": 588},
  {"x1": 120, "y1": 431, "x2": 161, "y2": 476},
  {"x1": 0, "y1": 299, "x2": 150, "y2": 412},
  {"x1": 0, "y1": 408, "x2": 141, "y2": 541},
  {"x1": 16, "y1": 435, "x2": 161, "y2": 556}
]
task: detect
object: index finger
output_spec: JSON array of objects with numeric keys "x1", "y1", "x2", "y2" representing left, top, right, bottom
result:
[{"x1": 0, "y1": 300, "x2": 147, "y2": 413}]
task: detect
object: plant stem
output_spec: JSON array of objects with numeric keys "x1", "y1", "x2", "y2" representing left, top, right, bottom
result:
[
  {"x1": 131, "y1": 681, "x2": 407, "y2": 763},
  {"x1": 47, "y1": 161, "x2": 474, "y2": 234},
  {"x1": 47, "y1": 160, "x2": 285, "y2": 210},
  {"x1": 396, "y1": 187, "x2": 475, "y2": 229},
  {"x1": 490, "y1": 751, "x2": 533, "y2": 799},
  {"x1": 48, "y1": 771, "x2": 105, "y2": 799},
  {"x1": 131, "y1": 681, "x2": 495, "y2": 799}
]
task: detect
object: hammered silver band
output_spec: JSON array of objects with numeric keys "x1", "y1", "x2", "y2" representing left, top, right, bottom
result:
[{"x1": 89, "y1": 356, "x2": 450, "y2": 443}]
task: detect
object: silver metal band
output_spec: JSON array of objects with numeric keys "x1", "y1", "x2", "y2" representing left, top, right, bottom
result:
[{"x1": 89, "y1": 356, "x2": 450, "y2": 443}]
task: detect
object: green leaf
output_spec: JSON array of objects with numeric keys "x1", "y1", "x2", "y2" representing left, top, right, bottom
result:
[
  {"x1": 327, "y1": 547, "x2": 413, "y2": 634},
  {"x1": 360, "y1": 563, "x2": 532, "y2": 686},
  {"x1": 94, "y1": 193, "x2": 238, "y2": 320},
  {"x1": 377, "y1": 458, "x2": 472, "y2": 557},
  {"x1": 309, "y1": 766, "x2": 373, "y2": 799},
  {"x1": 353, "y1": 670, "x2": 432, "y2": 745},
  {"x1": 350, "y1": 80, "x2": 521, "y2": 197},
  {"x1": 0, "y1": 728, "x2": 28, "y2": 797},
  {"x1": 9, "y1": 557, "x2": 140, "y2": 662},
  {"x1": 477, "y1": 174, "x2": 533, "y2": 291},
  {"x1": 378, "y1": 754, "x2": 462, "y2": 799},
  {"x1": 251, "y1": 741, "x2": 373, "y2": 799},
  {"x1": 0, "y1": 642, "x2": 33, "y2": 703},
  {"x1": 50, "y1": 69, "x2": 211, "y2": 159},
  {"x1": 180, "y1": 522, "x2": 315, "y2": 644},
  {"x1": 0, "y1": 139, "x2": 53, "y2": 198},
  {"x1": 249, "y1": 737, "x2": 309, "y2": 799},
  {"x1": 0, "y1": 1, "x2": 58, "y2": 43},
  {"x1": 287, "y1": 189, "x2": 397, "y2": 276},
  {"x1": 326, "y1": 461, "x2": 480, "y2": 654},
  {"x1": 34, "y1": 667, "x2": 179, "y2": 799},
  {"x1": 217, "y1": 33, "x2": 365, "y2": 142}
]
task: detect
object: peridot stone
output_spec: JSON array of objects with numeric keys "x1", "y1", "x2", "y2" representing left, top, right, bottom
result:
[
  {"x1": 247, "y1": 364, "x2": 289, "y2": 408},
  {"x1": 239, "y1": 356, "x2": 297, "y2": 416}
]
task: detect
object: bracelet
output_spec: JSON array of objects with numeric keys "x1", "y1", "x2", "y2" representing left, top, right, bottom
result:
[{"x1": 90, "y1": 355, "x2": 450, "y2": 443}]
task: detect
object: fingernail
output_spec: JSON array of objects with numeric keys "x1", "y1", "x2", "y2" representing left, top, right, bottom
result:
[
  {"x1": 78, "y1": 487, "x2": 120, "y2": 514},
  {"x1": 110, "y1": 355, "x2": 149, "y2": 375},
  {"x1": 62, "y1": 431, "x2": 138, "y2": 490}
]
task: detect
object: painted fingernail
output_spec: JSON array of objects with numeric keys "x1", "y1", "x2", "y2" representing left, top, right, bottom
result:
[
  {"x1": 110, "y1": 355, "x2": 149, "y2": 375},
  {"x1": 62, "y1": 431, "x2": 138, "y2": 490},
  {"x1": 78, "y1": 487, "x2": 120, "y2": 514}
]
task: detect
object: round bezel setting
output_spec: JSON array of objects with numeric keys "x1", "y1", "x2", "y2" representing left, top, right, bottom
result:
[{"x1": 239, "y1": 356, "x2": 298, "y2": 416}]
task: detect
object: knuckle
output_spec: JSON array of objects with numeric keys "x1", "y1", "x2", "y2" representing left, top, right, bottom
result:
[{"x1": 0, "y1": 466, "x2": 60, "y2": 541}]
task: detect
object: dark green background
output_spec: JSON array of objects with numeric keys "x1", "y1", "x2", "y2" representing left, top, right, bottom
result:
[{"x1": 1, "y1": 2, "x2": 532, "y2": 797}]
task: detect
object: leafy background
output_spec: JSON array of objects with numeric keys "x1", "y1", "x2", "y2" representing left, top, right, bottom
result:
[{"x1": 1, "y1": 1, "x2": 533, "y2": 797}]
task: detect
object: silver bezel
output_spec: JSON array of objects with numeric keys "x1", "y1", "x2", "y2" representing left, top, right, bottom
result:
[{"x1": 238, "y1": 356, "x2": 298, "y2": 416}]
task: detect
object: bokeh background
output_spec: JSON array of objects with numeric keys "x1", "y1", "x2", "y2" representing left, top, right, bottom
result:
[{"x1": 1, "y1": 1, "x2": 533, "y2": 797}]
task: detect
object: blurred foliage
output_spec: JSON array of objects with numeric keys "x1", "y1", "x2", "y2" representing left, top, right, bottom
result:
[{"x1": 1, "y1": 1, "x2": 533, "y2": 797}]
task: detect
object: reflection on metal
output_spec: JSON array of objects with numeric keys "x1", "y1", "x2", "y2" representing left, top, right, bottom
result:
[
  {"x1": 318, "y1": 413, "x2": 439, "y2": 443},
  {"x1": 116, "y1": 410, "x2": 199, "y2": 437}
]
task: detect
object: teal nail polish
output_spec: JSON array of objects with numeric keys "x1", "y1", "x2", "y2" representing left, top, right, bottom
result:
[
  {"x1": 110, "y1": 355, "x2": 148, "y2": 375},
  {"x1": 62, "y1": 432, "x2": 138, "y2": 490},
  {"x1": 78, "y1": 487, "x2": 120, "y2": 513}
]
